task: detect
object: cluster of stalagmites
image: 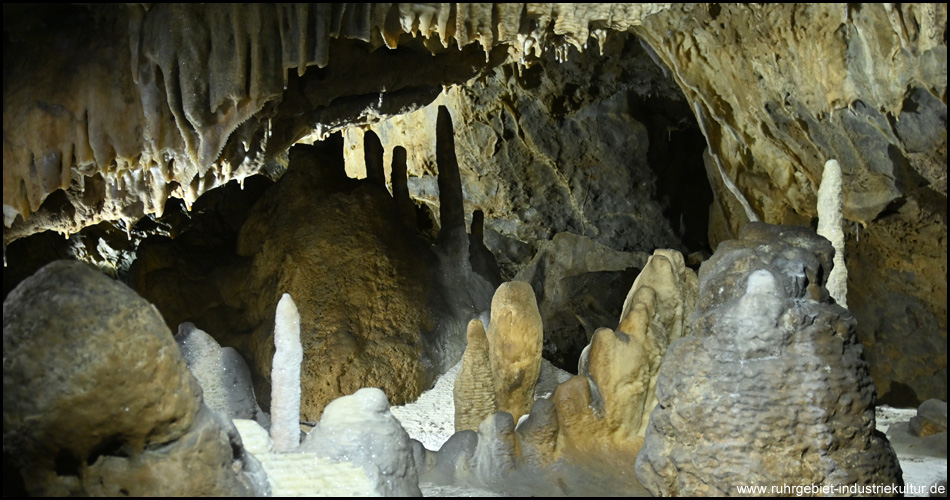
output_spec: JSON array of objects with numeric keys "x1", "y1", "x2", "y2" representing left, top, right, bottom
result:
[
  {"x1": 3, "y1": 104, "x2": 906, "y2": 495},
  {"x1": 3, "y1": 223, "x2": 906, "y2": 495},
  {"x1": 432, "y1": 248, "x2": 696, "y2": 492}
]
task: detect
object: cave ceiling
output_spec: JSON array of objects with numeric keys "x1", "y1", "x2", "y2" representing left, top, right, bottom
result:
[{"x1": 2, "y1": 3, "x2": 947, "y2": 403}]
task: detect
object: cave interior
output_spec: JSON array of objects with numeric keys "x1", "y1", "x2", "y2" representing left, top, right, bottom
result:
[{"x1": 2, "y1": 3, "x2": 947, "y2": 497}]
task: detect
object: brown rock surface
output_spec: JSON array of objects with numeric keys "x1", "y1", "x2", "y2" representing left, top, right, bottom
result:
[
  {"x1": 2, "y1": 260, "x2": 265, "y2": 496},
  {"x1": 236, "y1": 140, "x2": 442, "y2": 421}
]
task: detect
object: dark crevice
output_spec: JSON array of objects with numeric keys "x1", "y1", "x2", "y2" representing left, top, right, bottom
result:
[{"x1": 628, "y1": 92, "x2": 713, "y2": 256}]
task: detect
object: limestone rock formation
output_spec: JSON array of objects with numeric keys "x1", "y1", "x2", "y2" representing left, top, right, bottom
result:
[
  {"x1": 619, "y1": 248, "x2": 698, "y2": 343},
  {"x1": 270, "y1": 293, "x2": 303, "y2": 452},
  {"x1": 514, "y1": 232, "x2": 650, "y2": 368},
  {"x1": 2, "y1": 260, "x2": 267, "y2": 496},
  {"x1": 563, "y1": 248, "x2": 698, "y2": 452},
  {"x1": 128, "y1": 103, "x2": 497, "y2": 424},
  {"x1": 453, "y1": 319, "x2": 496, "y2": 432},
  {"x1": 4, "y1": 3, "x2": 671, "y2": 242},
  {"x1": 236, "y1": 138, "x2": 443, "y2": 422},
  {"x1": 634, "y1": 3, "x2": 947, "y2": 403},
  {"x1": 445, "y1": 249, "x2": 696, "y2": 490},
  {"x1": 3, "y1": 0, "x2": 945, "y2": 433},
  {"x1": 233, "y1": 418, "x2": 384, "y2": 496},
  {"x1": 175, "y1": 322, "x2": 269, "y2": 428},
  {"x1": 886, "y1": 398, "x2": 948, "y2": 461},
  {"x1": 636, "y1": 223, "x2": 902, "y2": 496},
  {"x1": 299, "y1": 387, "x2": 421, "y2": 496},
  {"x1": 347, "y1": 43, "x2": 687, "y2": 281},
  {"x1": 914, "y1": 399, "x2": 948, "y2": 436},
  {"x1": 472, "y1": 412, "x2": 519, "y2": 486},
  {"x1": 817, "y1": 159, "x2": 848, "y2": 307},
  {"x1": 453, "y1": 281, "x2": 543, "y2": 431},
  {"x1": 427, "y1": 361, "x2": 651, "y2": 496},
  {"x1": 485, "y1": 281, "x2": 544, "y2": 424}
]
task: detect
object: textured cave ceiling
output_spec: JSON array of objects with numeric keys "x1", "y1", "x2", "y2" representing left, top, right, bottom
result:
[{"x1": 2, "y1": 3, "x2": 947, "y2": 404}]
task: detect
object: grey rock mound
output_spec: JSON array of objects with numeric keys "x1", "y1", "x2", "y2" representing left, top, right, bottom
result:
[{"x1": 636, "y1": 223, "x2": 902, "y2": 496}]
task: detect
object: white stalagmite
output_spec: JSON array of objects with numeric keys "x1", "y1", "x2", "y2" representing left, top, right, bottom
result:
[
  {"x1": 270, "y1": 293, "x2": 303, "y2": 452},
  {"x1": 817, "y1": 159, "x2": 848, "y2": 308}
]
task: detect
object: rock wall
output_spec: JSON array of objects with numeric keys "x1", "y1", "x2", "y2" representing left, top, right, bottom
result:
[
  {"x1": 634, "y1": 3, "x2": 947, "y2": 403},
  {"x1": 343, "y1": 31, "x2": 690, "y2": 279}
]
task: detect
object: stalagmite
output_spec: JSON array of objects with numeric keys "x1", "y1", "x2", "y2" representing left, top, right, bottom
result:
[
  {"x1": 454, "y1": 319, "x2": 497, "y2": 432},
  {"x1": 817, "y1": 159, "x2": 848, "y2": 307},
  {"x1": 363, "y1": 130, "x2": 386, "y2": 186},
  {"x1": 486, "y1": 281, "x2": 544, "y2": 424},
  {"x1": 435, "y1": 105, "x2": 467, "y2": 246},
  {"x1": 270, "y1": 293, "x2": 302, "y2": 452},
  {"x1": 390, "y1": 145, "x2": 417, "y2": 228},
  {"x1": 636, "y1": 223, "x2": 900, "y2": 496}
]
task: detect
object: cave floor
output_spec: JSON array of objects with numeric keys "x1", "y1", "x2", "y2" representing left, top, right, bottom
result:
[
  {"x1": 390, "y1": 364, "x2": 947, "y2": 497},
  {"x1": 238, "y1": 362, "x2": 946, "y2": 496}
]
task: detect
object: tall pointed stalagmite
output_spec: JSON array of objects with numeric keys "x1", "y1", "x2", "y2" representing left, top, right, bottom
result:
[
  {"x1": 468, "y1": 210, "x2": 503, "y2": 288},
  {"x1": 436, "y1": 105, "x2": 467, "y2": 247},
  {"x1": 271, "y1": 293, "x2": 303, "y2": 452},
  {"x1": 390, "y1": 145, "x2": 417, "y2": 228},
  {"x1": 363, "y1": 130, "x2": 386, "y2": 186}
]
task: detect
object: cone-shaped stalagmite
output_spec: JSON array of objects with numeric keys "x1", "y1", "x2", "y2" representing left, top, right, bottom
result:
[
  {"x1": 454, "y1": 319, "x2": 497, "y2": 432},
  {"x1": 636, "y1": 223, "x2": 901, "y2": 496}
]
